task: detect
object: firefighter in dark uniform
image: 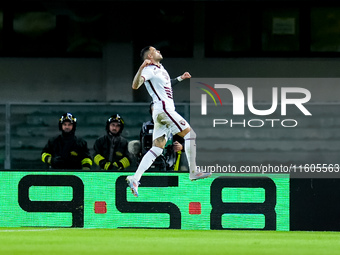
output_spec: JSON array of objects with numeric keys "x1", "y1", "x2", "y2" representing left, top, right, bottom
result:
[
  {"x1": 93, "y1": 114, "x2": 131, "y2": 170},
  {"x1": 41, "y1": 113, "x2": 92, "y2": 170}
]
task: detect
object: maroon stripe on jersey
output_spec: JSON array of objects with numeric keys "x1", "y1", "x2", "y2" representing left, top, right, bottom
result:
[
  {"x1": 162, "y1": 101, "x2": 183, "y2": 132},
  {"x1": 149, "y1": 64, "x2": 161, "y2": 69},
  {"x1": 148, "y1": 80, "x2": 161, "y2": 101},
  {"x1": 149, "y1": 149, "x2": 158, "y2": 158},
  {"x1": 164, "y1": 86, "x2": 173, "y2": 99}
]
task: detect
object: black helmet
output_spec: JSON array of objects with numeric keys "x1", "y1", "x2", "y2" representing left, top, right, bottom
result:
[
  {"x1": 59, "y1": 113, "x2": 77, "y2": 131},
  {"x1": 106, "y1": 114, "x2": 124, "y2": 134}
]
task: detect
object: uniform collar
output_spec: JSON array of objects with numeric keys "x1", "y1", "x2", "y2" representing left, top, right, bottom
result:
[{"x1": 150, "y1": 63, "x2": 162, "y2": 68}]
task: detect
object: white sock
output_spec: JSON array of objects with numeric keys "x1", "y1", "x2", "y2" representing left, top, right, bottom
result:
[
  {"x1": 184, "y1": 129, "x2": 197, "y2": 173},
  {"x1": 134, "y1": 146, "x2": 163, "y2": 181}
]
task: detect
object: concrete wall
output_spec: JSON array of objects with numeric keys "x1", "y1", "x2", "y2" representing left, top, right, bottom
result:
[
  {"x1": 1, "y1": 45, "x2": 340, "y2": 104},
  {"x1": 1, "y1": 1, "x2": 340, "y2": 104}
]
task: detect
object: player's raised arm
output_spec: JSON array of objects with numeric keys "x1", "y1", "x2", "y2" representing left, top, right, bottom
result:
[
  {"x1": 132, "y1": 60, "x2": 151, "y2": 90},
  {"x1": 172, "y1": 72, "x2": 192, "y2": 86}
]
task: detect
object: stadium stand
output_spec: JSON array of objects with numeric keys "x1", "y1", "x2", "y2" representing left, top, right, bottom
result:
[
  {"x1": 1, "y1": 103, "x2": 188, "y2": 170},
  {"x1": 0, "y1": 102, "x2": 340, "y2": 170}
]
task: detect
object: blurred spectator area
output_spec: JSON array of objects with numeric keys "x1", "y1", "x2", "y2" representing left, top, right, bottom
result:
[
  {"x1": 0, "y1": 103, "x2": 189, "y2": 170},
  {"x1": 1, "y1": 102, "x2": 340, "y2": 170}
]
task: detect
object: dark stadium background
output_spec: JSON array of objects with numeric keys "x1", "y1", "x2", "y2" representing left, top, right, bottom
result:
[{"x1": 1, "y1": 0, "x2": 340, "y2": 231}]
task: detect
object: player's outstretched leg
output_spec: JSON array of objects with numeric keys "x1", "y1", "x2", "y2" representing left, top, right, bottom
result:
[
  {"x1": 126, "y1": 176, "x2": 139, "y2": 197},
  {"x1": 126, "y1": 146, "x2": 163, "y2": 197},
  {"x1": 184, "y1": 128, "x2": 211, "y2": 181},
  {"x1": 190, "y1": 171, "x2": 212, "y2": 181}
]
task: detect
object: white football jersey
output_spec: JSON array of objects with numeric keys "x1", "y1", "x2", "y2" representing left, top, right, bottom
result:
[{"x1": 141, "y1": 64, "x2": 175, "y2": 111}]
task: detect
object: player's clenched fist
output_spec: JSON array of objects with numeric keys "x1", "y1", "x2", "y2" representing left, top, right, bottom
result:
[
  {"x1": 181, "y1": 72, "x2": 191, "y2": 80},
  {"x1": 141, "y1": 59, "x2": 152, "y2": 68}
]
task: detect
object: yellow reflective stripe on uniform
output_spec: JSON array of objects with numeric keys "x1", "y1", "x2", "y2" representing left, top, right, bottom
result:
[
  {"x1": 81, "y1": 158, "x2": 92, "y2": 166},
  {"x1": 104, "y1": 162, "x2": 111, "y2": 170},
  {"x1": 94, "y1": 154, "x2": 105, "y2": 165},
  {"x1": 70, "y1": 151, "x2": 78, "y2": 156},
  {"x1": 42, "y1": 152, "x2": 52, "y2": 163},
  {"x1": 173, "y1": 151, "x2": 182, "y2": 171},
  {"x1": 119, "y1": 157, "x2": 130, "y2": 168}
]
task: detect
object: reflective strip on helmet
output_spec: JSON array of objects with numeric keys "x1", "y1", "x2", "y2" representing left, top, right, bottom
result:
[
  {"x1": 94, "y1": 154, "x2": 105, "y2": 165},
  {"x1": 119, "y1": 157, "x2": 130, "y2": 169},
  {"x1": 60, "y1": 113, "x2": 77, "y2": 123},
  {"x1": 108, "y1": 114, "x2": 124, "y2": 125}
]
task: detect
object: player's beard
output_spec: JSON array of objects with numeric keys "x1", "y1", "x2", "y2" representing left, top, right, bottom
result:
[{"x1": 155, "y1": 54, "x2": 163, "y2": 62}]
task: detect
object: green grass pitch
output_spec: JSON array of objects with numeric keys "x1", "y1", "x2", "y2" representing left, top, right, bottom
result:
[{"x1": 0, "y1": 228, "x2": 339, "y2": 255}]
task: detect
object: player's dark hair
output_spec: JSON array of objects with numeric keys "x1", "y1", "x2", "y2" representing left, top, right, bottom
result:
[{"x1": 140, "y1": 46, "x2": 152, "y2": 60}]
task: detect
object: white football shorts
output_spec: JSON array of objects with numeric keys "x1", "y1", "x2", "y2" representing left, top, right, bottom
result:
[{"x1": 152, "y1": 107, "x2": 190, "y2": 141}]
